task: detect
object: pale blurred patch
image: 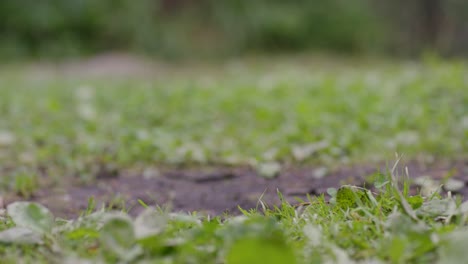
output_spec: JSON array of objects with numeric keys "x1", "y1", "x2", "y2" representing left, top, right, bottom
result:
[{"x1": 0, "y1": 131, "x2": 15, "y2": 147}]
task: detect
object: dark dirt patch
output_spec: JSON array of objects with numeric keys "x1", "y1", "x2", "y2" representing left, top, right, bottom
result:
[{"x1": 5, "y1": 160, "x2": 468, "y2": 218}]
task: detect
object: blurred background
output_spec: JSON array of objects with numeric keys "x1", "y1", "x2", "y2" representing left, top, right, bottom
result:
[{"x1": 1, "y1": 0, "x2": 467, "y2": 60}]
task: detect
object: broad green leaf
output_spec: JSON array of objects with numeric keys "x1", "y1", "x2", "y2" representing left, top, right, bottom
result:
[
  {"x1": 7, "y1": 202, "x2": 54, "y2": 234},
  {"x1": 0, "y1": 227, "x2": 43, "y2": 245},
  {"x1": 416, "y1": 199, "x2": 456, "y2": 218},
  {"x1": 438, "y1": 229, "x2": 468, "y2": 264},
  {"x1": 386, "y1": 236, "x2": 409, "y2": 263},
  {"x1": 225, "y1": 237, "x2": 297, "y2": 264},
  {"x1": 457, "y1": 200, "x2": 468, "y2": 214},
  {"x1": 443, "y1": 179, "x2": 464, "y2": 192},
  {"x1": 134, "y1": 208, "x2": 167, "y2": 239},
  {"x1": 100, "y1": 214, "x2": 141, "y2": 261}
]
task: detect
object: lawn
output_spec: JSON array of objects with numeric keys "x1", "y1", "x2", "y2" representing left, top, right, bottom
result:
[{"x1": 0, "y1": 55, "x2": 467, "y2": 262}]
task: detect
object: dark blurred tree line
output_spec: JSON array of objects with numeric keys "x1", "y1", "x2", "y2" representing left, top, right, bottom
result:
[
  {"x1": 376, "y1": 0, "x2": 468, "y2": 56},
  {"x1": 0, "y1": 0, "x2": 467, "y2": 59}
]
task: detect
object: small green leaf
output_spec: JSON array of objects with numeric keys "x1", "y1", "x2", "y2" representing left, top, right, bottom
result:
[
  {"x1": 327, "y1": 187, "x2": 337, "y2": 197},
  {"x1": 336, "y1": 186, "x2": 367, "y2": 209},
  {"x1": 327, "y1": 187, "x2": 337, "y2": 204},
  {"x1": 407, "y1": 195, "x2": 424, "y2": 209},
  {"x1": 7, "y1": 202, "x2": 54, "y2": 234},
  {"x1": 257, "y1": 162, "x2": 281, "y2": 179},
  {"x1": 374, "y1": 180, "x2": 390, "y2": 189}
]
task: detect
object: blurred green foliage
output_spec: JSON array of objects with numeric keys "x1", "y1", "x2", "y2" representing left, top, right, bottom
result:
[
  {"x1": 209, "y1": 0, "x2": 378, "y2": 53},
  {"x1": 0, "y1": 0, "x2": 466, "y2": 59},
  {"x1": 0, "y1": 0, "x2": 158, "y2": 58}
]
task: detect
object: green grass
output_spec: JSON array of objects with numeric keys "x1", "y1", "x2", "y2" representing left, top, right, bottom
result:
[
  {"x1": 0, "y1": 57, "x2": 467, "y2": 185},
  {"x1": 0, "y1": 56, "x2": 468, "y2": 261},
  {"x1": 0, "y1": 161, "x2": 467, "y2": 263}
]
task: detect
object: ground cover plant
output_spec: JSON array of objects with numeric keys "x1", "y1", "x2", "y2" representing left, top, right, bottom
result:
[
  {"x1": 0, "y1": 160, "x2": 467, "y2": 263},
  {"x1": 0, "y1": 55, "x2": 468, "y2": 262}
]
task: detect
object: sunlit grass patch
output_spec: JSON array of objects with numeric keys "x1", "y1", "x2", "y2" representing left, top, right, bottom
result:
[{"x1": 0, "y1": 58, "x2": 467, "y2": 183}]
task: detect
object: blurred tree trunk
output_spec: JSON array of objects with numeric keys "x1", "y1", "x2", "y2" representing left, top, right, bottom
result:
[
  {"x1": 160, "y1": 0, "x2": 208, "y2": 13},
  {"x1": 160, "y1": 0, "x2": 190, "y2": 12},
  {"x1": 420, "y1": 0, "x2": 442, "y2": 49},
  {"x1": 375, "y1": 0, "x2": 445, "y2": 55}
]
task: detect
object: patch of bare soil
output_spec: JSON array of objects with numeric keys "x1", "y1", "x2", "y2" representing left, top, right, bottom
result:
[
  {"x1": 10, "y1": 52, "x2": 166, "y2": 79},
  {"x1": 60, "y1": 53, "x2": 160, "y2": 77},
  {"x1": 16, "y1": 52, "x2": 225, "y2": 79},
  {"x1": 5, "y1": 160, "x2": 466, "y2": 219}
]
